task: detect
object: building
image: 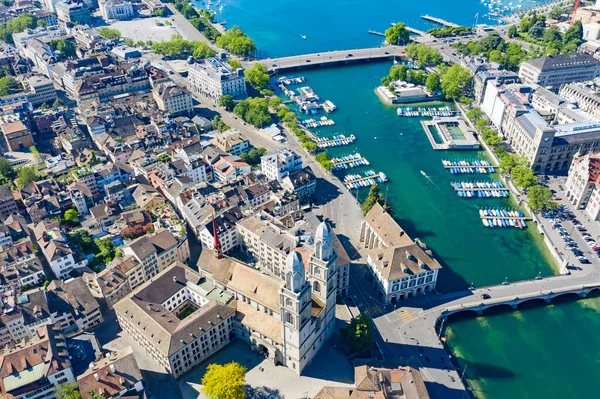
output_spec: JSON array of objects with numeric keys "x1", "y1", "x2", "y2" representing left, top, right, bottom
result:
[
  {"x1": 55, "y1": 0, "x2": 91, "y2": 24},
  {"x1": 0, "y1": 186, "x2": 17, "y2": 220},
  {"x1": 211, "y1": 130, "x2": 249, "y2": 156},
  {"x1": 33, "y1": 221, "x2": 81, "y2": 279},
  {"x1": 77, "y1": 347, "x2": 144, "y2": 399},
  {"x1": 518, "y1": 53, "x2": 600, "y2": 90},
  {"x1": 122, "y1": 236, "x2": 160, "y2": 289},
  {"x1": 152, "y1": 83, "x2": 194, "y2": 116},
  {"x1": 559, "y1": 82, "x2": 600, "y2": 120},
  {"x1": 473, "y1": 68, "x2": 520, "y2": 105},
  {"x1": 565, "y1": 152, "x2": 600, "y2": 220},
  {"x1": 46, "y1": 278, "x2": 104, "y2": 333},
  {"x1": 198, "y1": 207, "x2": 243, "y2": 254},
  {"x1": 114, "y1": 263, "x2": 236, "y2": 378},
  {"x1": 197, "y1": 217, "x2": 339, "y2": 375},
  {"x1": 260, "y1": 150, "x2": 302, "y2": 182},
  {"x1": 25, "y1": 76, "x2": 57, "y2": 106},
  {"x1": 481, "y1": 81, "x2": 600, "y2": 172},
  {"x1": 99, "y1": 0, "x2": 134, "y2": 21},
  {"x1": 314, "y1": 363, "x2": 430, "y2": 399},
  {"x1": 188, "y1": 57, "x2": 246, "y2": 102},
  {"x1": 1, "y1": 120, "x2": 33, "y2": 151},
  {"x1": 281, "y1": 166, "x2": 316, "y2": 203},
  {"x1": 360, "y1": 204, "x2": 441, "y2": 303},
  {"x1": 0, "y1": 325, "x2": 75, "y2": 399}
]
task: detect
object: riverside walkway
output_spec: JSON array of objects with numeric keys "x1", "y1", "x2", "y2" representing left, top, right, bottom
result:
[
  {"x1": 372, "y1": 269, "x2": 600, "y2": 399},
  {"x1": 258, "y1": 45, "x2": 405, "y2": 72}
]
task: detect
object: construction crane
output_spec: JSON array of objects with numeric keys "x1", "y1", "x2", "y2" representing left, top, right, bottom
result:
[{"x1": 571, "y1": 0, "x2": 581, "y2": 25}]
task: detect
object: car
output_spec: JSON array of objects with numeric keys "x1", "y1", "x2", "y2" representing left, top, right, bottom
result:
[
  {"x1": 306, "y1": 59, "x2": 311, "y2": 63},
  {"x1": 567, "y1": 242, "x2": 578, "y2": 248},
  {"x1": 384, "y1": 52, "x2": 389, "y2": 55},
  {"x1": 576, "y1": 226, "x2": 587, "y2": 232},
  {"x1": 481, "y1": 293, "x2": 491, "y2": 299},
  {"x1": 272, "y1": 63, "x2": 278, "y2": 67},
  {"x1": 347, "y1": 53, "x2": 354, "y2": 57},
  {"x1": 579, "y1": 257, "x2": 591, "y2": 264}
]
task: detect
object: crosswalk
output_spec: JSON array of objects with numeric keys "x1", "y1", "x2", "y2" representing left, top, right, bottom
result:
[{"x1": 398, "y1": 310, "x2": 414, "y2": 323}]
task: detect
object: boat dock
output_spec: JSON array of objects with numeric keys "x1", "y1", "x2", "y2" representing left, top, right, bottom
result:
[
  {"x1": 479, "y1": 209, "x2": 529, "y2": 229},
  {"x1": 421, "y1": 14, "x2": 460, "y2": 27},
  {"x1": 398, "y1": 106, "x2": 459, "y2": 117},
  {"x1": 451, "y1": 181, "x2": 506, "y2": 192},
  {"x1": 343, "y1": 170, "x2": 388, "y2": 189},
  {"x1": 316, "y1": 134, "x2": 355, "y2": 148},
  {"x1": 302, "y1": 117, "x2": 335, "y2": 128},
  {"x1": 406, "y1": 26, "x2": 428, "y2": 36},
  {"x1": 332, "y1": 153, "x2": 369, "y2": 170},
  {"x1": 442, "y1": 160, "x2": 496, "y2": 174},
  {"x1": 368, "y1": 30, "x2": 385, "y2": 37}
]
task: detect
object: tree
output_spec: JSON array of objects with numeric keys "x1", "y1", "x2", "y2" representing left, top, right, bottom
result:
[
  {"x1": 507, "y1": 25, "x2": 517, "y2": 38},
  {"x1": 519, "y1": 16, "x2": 533, "y2": 33},
  {"x1": 212, "y1": 115, "x2": 230, "y2": 132},
  {"x1": 499, "y1": 154, "x2": 528, "y2": 175},
  {"x1": 389, "y1": 64, "x2": 408, "y2": 82},
  {"x1": 548, "y1": 5, "x2": 564, "y2": 20},
  {"x1": 6, "y1": 14, "x2": 39, "y2": 35},
  {"x1": 0, "y1": 76, "x2": 19, "y2": 96},
  {"x1": 216, "y1": 26, "x2": 256, "y2": 57},
  {"x1": 361, "y1": 183, "x2": 393, "y2": 216},
  {"x1": 123, "y1": 37, "x2": 135, "y2": 47},
  {"x1": 64, "y1": 209, "x2": 79, "y2": 222},
  {"x1": 543, "y1": 26, "x2": 562, "y2": 44},
  {"x1": 527, "y1": 185, "x2": 558, "y2": 211},
  {"x1": 385, "y1": 22, "x2": 410, "y2": 45},
  {"x1": 53, "y1": 98, "x2": 64, "y2": 108},
  {"x1": 16, "y1": 166, "x2": 38, "y2": 188},
  {"x1": 96, "y1": 27, "x2": 121, "y2": 40},
  {"x1": 425, "y1": 72, "x2": 441, "y2": 92},
  {"x1": 341, "y1": 314, "x2": 374, "y2": 354},
  {"x1": 227, "y1": 59, "x2": 242, "y2": 70},
  {"x1": 440, "y1": 64, "x2": 472, "y2": 100},
  {"x1": 218, "y1": 94, "x2": 235, "y2": 111},
  {"x1": 154, "y1": 7, "x2": 166, "y2": 16},
  {"x1": 244, "y1": 63, "x2": 270, "y2": 90},
  {"x1": 564, "y1": 20, "x2": 583, "y2": 46},
  {"x1": 459, "y1": 96, "x2": 473, "y2": 106},
  {"x1": 193, "y1": 41, "x2": 216, "y2": 59},
  {"x1": 49, "y1": 39, "x2": 76, "y2": 58},
  {"x1": 201, "y1": 362, "x2": 246, "y2": 399},
  {"x1": 268, "y1": 96, "x2": 282, "y2": 109},
  {"x1": 511, "y1": 166, "x2": 536, "y2": 189},
  {"x1": 55, "y1": 383, "x2": 82, "y2": 399},
  {"x1": 239, "y1": 147, "x2": 266, "y2": 165},
  {"x1": 528, "y1": 20, "x2": 545, "y2": 39},
  {"x1": 233, "y1": 97, "x2": 271, "y2": 127},
  {"x1": 0, "y1": 157, "x2": 13, "y2": 180}
]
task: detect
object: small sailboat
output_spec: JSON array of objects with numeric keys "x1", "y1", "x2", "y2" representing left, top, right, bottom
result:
[{"x1": 300, "y1": 34, "x2": 307, "y2": 39}]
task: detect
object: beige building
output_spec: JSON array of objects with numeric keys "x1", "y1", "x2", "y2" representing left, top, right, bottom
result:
[
  {"x1": 211, "y1": 130, "x2": 249, "y2": 156},
  {"x1": 565, "y1": 152, "x2": 600, "y2": 220},
  {"x1": 360, "y1": 204, "x2": 441, "y2": 303},
  {"x1": 518, "y1": 53, "x2": 600, "y2": 90},
  {"x1": 114, "y1": 263, "x2": 236, "y2": 378},
  {"x1": 152, "y1": 83, "x2": 194, "y2": 116},
  {"x1": 1, "y1": 120, "x2": 34, "y2": 151},
  {"x1": 559, "y1": 82, "x2": 600, "y2": 120},
  {"x1": 188, "y1": 57, "x2": 246, "y2": 102}
]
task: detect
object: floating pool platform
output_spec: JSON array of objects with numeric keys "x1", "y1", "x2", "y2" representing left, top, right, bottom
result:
[{"x1": 421, "y1": 116, "x2": 480, "y2": 150}]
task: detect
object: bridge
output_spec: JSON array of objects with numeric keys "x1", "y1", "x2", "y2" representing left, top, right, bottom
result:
[
  {"x1": 257, "y1": 45, "x2": 406, "y2": 72},
  {"x1": 371, "y1": 269, "x2": 600, "y2": 399},
  {"x1": 421, "y1": 14, "x2": 460, "y2": 28}
]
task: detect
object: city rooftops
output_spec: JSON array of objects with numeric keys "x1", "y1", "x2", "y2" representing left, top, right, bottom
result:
[
  {"x1": 525, "y1": 52, "x2": 600, "y2": 72},
  {"x1": 190, "y1": 57, "x2": 244, "y2": 81}
]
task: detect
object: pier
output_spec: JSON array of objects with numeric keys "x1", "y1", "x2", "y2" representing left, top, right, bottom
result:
[
  {"x1": 367, "y1": 30, "x2": 385, "y2": 37},
  {"x1": 451, "y1": 183, "x2": 505, "y2": 192},
  {"x1": 332, "y1": 154, "x2": 369, "y2": 169},
  {"x1": 442, "y1": 164, "x2": 494, "y2": 169},
  {"x1": 316, "y1": 134, "x2": 356, "y2": 148},
  {"x1": 421, "y1": 14, "x2": 460, "y2": 27},
  {"x1": 406, "y1": 26, "x2": 428, "y2": 37},
  {"x1": 258, "y1": 45, "x2": 406, "y2": 72}
]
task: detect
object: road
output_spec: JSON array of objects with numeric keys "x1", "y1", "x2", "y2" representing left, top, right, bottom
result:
[
  {"x1": 255, "y1": 45, "x2": 406, "y2": 72},
  {"x1": 165, "y1": 4, "x2": 216, "y2": 49}
]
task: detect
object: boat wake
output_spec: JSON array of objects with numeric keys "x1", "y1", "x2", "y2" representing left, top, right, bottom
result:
[{"x1": 420, "y1": 170, "x2": 440, "y2": 189}]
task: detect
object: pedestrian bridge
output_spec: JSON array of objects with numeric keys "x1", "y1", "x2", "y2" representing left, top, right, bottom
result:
[{"x1": 257, "y1": 45, "x2": 406, "y2": 72}]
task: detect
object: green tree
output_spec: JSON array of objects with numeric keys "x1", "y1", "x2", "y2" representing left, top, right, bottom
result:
[
  {"x1": 239, "y1": 147, "x2": 266, "y2": 165},
  {"x1": 6, "y1": 14, "x2": 38, "y2": 35},
  {"x1": 201, "y1": 362, "x2": 246, "y2": 399},
  {"x1": 123, "y1": 37, "x2": 135, "y2": 47},
  {"x1": 511, "y1": 166, "x2": 536, "y2": 189},
  {"x1": 55, "y1": 383, "x2": 82, "y2": 399},
  {"x1": 218, "y1": 94, "x2": 235, "y2": 111},
  {"x1": 244, "y1": 63, "x2": 270, "y2": 90},
  {"x1": 459, "y1": 96, "x2": 473, "y2": 106},
  {"x1": 543, "y1": 26, "x2": 562, "y2": 44},
  {"x1": 361, "y1": 183, "x2": 393, "y2": 215},
  {"x1": 440, "y1": 64, "x2": 472, "y2": 100},
  {"x1": 425, "y1": 72, "x2": 441, "y2": 92},
  {"x1": 154, "y1": 7, "x2": 166, "y2": 16},
  {"x1": 53, "y1": 98, "x2": 64, "y2": 108},
  {"x1": 0, "y1": 158, "x2": 13, "y2": 180},
  {"x1": 499, "y1": 154, "x2": 528, "y2": 175},
  {"x1": 0, "y1": 76, "x2": 19, "y2": 96},
  {"x1": 212, "y1": 115, "x2": 230, "y2": 132},
  {"x1": 385, "y1": 22, "x2": 410, "y2": 45},
  {"x1": 233, "y1": 97, "x2": 271, "y2": 127},
  {"x1": 29, "y1": 146, "x2": 40, "y2": 163},
  {"x1": 193, "y1": 41, "x2": 216, "y2": 59},
  {"x1": 507, "y1": 25, "x2": 517, "y2": 38},
  {"x1": 341, "y1": 314, "x2": 374, "y2": 354},
  {"x1": 520, "y1": 16, "x2": 533, "y2": 33},
  {"x1": 227, "y1": 59, "x2": 242, "y2": 70},
  {"x1": 548, "y1": 5, "x2": 564, "y2": 20},
  {"x1": 216, "y1": 26, "x2": 256, "y2": 57},
  {"x1": 64, "y1": 208, "x2": 79, "y2": 222},
  {"x1": 528, "y1": 20, "x2": 545, "y2": 39},
  {"x1": 527, "y1": 185, "x2": 558, "y2": 211},
  {"x1": 268, "y1": 96, "x2": 282, "y2": 109},
  {"x1": 16, "y1": 166, "x2": 38, "y2": 188},
  {"x1": 96, "y1": 27, "x2": 121, "y2": 39},
  {"x1": 49, "y1": 39, "x2": 76, "y2": 58},
  {"x1": 564, "y1": 20, "x2": 583, "y2": 46},
  {"x1": 389, "y1": 64, "x2": 408, "y2": 82}
]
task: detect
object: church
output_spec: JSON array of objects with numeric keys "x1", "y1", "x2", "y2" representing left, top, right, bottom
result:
[{"x1": 197, "y1": 220, "x2": 340, "y2": 374}]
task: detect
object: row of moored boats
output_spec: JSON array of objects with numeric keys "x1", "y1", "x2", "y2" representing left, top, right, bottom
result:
[
  {"x1": 302, "y1": 117, "x2": 335, "y2": 128},
  {"x1": 479, "y1": 209, "x2": 527, "y2": 229},
  {"x1": 316, "y1": 134, "x2": 355, "y2": 148},
  {"x1": 343, "y1": 171, "x2": 388, "y2": 189},
  {"x1": 442, "y1": 159, "x2": 495, "y2": 174},
  {"x1": 397, "y1": 106, "x2": 458, "y2": 117},
  {"x1": 332, "y1": 153, "x2": 369, "y2": 170}
]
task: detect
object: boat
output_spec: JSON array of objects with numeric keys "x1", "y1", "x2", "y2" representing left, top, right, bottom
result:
[
  {"x1": 300, "y1": 35, "x2": 307, "y2": 39},
  {"x1": 420, "y1": 170, "x2": 428, "y2": 178}
]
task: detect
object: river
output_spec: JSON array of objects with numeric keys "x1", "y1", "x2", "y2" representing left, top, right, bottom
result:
[{"x1": 193, "y1": 0, "x2": 599, "y2": 397}]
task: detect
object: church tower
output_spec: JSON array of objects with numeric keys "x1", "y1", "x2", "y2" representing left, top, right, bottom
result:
[
  {"x1": 279, "y1": 251, "x2": 312, "y2": 374},
  {"x1": 308, "y1": 221, "x2": 338, "y2": 304}
]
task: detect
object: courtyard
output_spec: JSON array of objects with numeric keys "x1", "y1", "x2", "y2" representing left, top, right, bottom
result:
[{"x1": 108, "y1": 17, "x2": 182, "y2": 43}]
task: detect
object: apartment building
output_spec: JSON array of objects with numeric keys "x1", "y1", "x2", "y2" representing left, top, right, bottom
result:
[
  {"x1": 518, "y1": 53, "x2": 600, "y2": 89},
  {"x1": 188, "y1": 57, "x2": 246, "y2": 102},
  {"x1": 152, "y1": 83, "x2": 194, "y2": 116},
  {"x1": 260, "y1": 150, "x2": 302, "y2": 182},
  {"x1": 210, "y1": 130, "x2": 249, "y2": 156}
]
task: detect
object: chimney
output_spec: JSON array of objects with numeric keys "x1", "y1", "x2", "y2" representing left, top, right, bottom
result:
[{"x1": 94, "y1": 373, "x2": 99, "y2": 381}]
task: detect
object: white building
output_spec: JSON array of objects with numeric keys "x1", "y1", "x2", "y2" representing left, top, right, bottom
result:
[
  {"x1": 198, "y1": 208, "x2": 243, "y2": 254},
  {"x1": 360, "y1": 203, "x2": 441, "y2": 303},
  {"x1": 99, "y1": 0, "x2": 134, "y2": 21},
  {"x1": 152, "y1": 82, "x2": 193, "y2": 116},
  {"x1": 565, "y1": 152, "x2": 600, "y2": 220},
  {"x1": 261, "y1": 150, "x2": 302, "y2": 182},
  {"x1": 188, "y1": 57, "x2": 246, "y2": 102},
  {"x1": 518, "y1": 53, "x2": 600, "y2": 89}
]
